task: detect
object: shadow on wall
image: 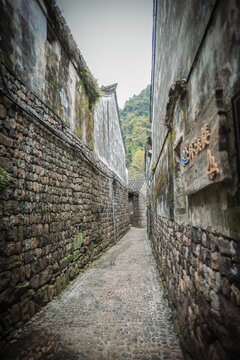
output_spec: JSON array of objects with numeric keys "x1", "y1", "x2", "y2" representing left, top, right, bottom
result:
[{"x1": 128, "y1": 178, "x2": 147, "y2": 228}]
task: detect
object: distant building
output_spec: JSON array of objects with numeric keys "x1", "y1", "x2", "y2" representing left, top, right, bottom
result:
[
  {"x1": 128, "y1": 178, "x2": 147, "y2": 228},
  {"x1": 94, "y1": 84, "x2": 127, "y2": 183}
]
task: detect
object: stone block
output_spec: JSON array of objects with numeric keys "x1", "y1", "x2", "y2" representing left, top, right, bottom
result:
[
  {"x1": 24, "y1": 264, "x2": 31, "y2": 279},
  {"x1": 52, "y1": 262, "x2": 59, "y2": 273},
  {"x1": 0, "y1": 104, "x2": 7, "y2": 119},
  {"x1": 218, "y1": 255, "x2": 232, "y2": 276},
  {"x1": 55, "y1": 276, "x2": 61, "y2": 295},
  {"x1": 60, "y1": 273, "x2": 67, "y2": 290},
  {"x1": 194, "y1": 271, "x2": 199, "y2": 290},
  {"x1": 30, "y1": 274, "x2": 40, "y2": 289},
  {"x1": 3, "y1": 201, "x2": 20, "y2": 216},
  {"x1": 83, "y1": 236, "x2": 91, "y2": 245},
  {"x1": 39, "y1": 266, "x2": 53, "y2": 287},
  {"x1": 211, "y1": 252, "x2": 218, "y2": 270},
  {"x1": 20, "y1": 298, "x2": 30, "y2": 321},
  {"x1": 59, "y1": 254, "x2": 73, "y2": 270},
  {"x1": 0, "y1": 156, "x2": 13, "y2": 173},
  {"x1": 31, "y1": 259, "x2": 43, "y2": 274},
  {"x1": 48, "y1": 285, "x2": 55, "y2": 301},
  {"x1": 10, "y1": 303, "x2": 21, "y2": 324},
  {"x1": 218, "y1": 237, "x2": 232, "y2": 256},
  {"x1": 0, "y1": 280, "x2": 29, "y2": 311},
  {"x1": 0, "y1": 271, "x2": 11, "y2": 291},
  {"x1": 0, "y1": 133, "x2": 13, "y2": 147},
  {"x1": 10, "y1": 267, "x2": 23, "y2": 287},
  {"x1": 221, "y1": 277, "x2": 231, "y2": 297},
  {"x1": 219, "y1": 256, "x2": 240, "y2": 286},
  {"x1": 3, "y1": 242, "x2": 16, "y2": 256},
  {"x1": 35, "y1": 286, "x2": 49, "y2": 306},
  {"x1": 215, "y1": 272, "x2": 221, "y2": 291},
  {"x1": 0, "y1": 144, "x2": 6, "y2": 156},
  {"x1": 219, "y1": 295, "x2": 240, "y2": 340},
  {"x1": 29, "y1": 300, "x2": 35, "y2": 317},
  {"x1": 0, "y1": 255, "x2": 21, "y2": 271},
  {"x1": 230, "y1": 284, "x2": 240, "y2": 306},
  {"x1": 8, "y1": 227, "x2": 18, "y2": 242},
  {"x1": 210, "y1": 290, "x2": 220, "y2": 310}
]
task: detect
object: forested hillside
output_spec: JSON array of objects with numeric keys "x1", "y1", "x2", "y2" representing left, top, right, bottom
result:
[{"x1": 119, "y1": 85, "x2": 151, "y2": 177}]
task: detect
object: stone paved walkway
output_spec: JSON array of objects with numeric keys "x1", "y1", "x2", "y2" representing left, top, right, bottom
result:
[{"x1": 1, "y1": 228, "x2": 183, "y2": 360}]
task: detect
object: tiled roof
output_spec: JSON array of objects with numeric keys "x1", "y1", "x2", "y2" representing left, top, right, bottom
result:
[{"x1": 128, "y1": 177, "x2": 146, "y2": 193}]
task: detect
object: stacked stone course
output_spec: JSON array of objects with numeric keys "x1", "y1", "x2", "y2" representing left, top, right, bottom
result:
[
  {"x1": 150, "y1": 212, "x2": 240, "y2": 359},
  {"x1": 130, "y1": 193, "x2": 147, "y2": 228},
  {"x1": 0, "y1": 68, "x2": 129, "y2": 342}
]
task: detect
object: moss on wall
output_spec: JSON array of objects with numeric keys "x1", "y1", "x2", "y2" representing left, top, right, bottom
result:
[
  {"x1": 74, "y1": 88, "x2": 85, "y2": 140},
  {"x1": 74, "y1": 81, "x2": 95, "y2": 150},
  {"x1": 167, "y1": 121, "x2": 175, "y2": 219},
  {"x1": 45, "y1": 46, "x2": 63, "y2": 119},
  {"x1": 0, "y1": 167, "x2": 11, "y2": 193},
  {"x1": 85, "y1": 112, "x2": 94, "y2": 150},
  {"x1": 74, "y1": 232, "x2": 83, "y2": 250},
  {"x1": 79, "y1": 66, "x2": 101, "y2": 109}
]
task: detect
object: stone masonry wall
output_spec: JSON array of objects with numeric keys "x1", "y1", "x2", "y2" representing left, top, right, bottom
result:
[
  {"x1": 149, "y1": 1, "x2": 240, "y2": 358},
  {"x1": 0, "y1": 71, "x2": 129, "y2": 342},
  {"x1": 129, "y1": 194, "x2": 147, "y2": 228},
  {"x1": 150, "y1": 212, "x2": 240, "y2": 360}
]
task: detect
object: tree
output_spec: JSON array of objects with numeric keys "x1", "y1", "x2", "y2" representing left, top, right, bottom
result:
[
  {"x1": 120, "y1": 85, "x2": 150, "y2": 176},
  {"x1": 128, "y1": 149, "x2": 145, "y2": 177}
]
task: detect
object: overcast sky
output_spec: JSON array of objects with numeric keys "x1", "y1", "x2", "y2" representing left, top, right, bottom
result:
[{"x1": 57, "y1": 0, "x2": 153, "y2": 108}]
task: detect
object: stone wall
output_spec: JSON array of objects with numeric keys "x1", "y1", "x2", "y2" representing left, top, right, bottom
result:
[
  {"x1": 0, "y1": 0, "x2": 100, "y2": 150},
  {"x1": 0, "y1": 86, "x2": 129, "y2": 341},
  {"x1": 128, "y1": 179, "x2": 147, "y2": 228},
  {"x1": 149, "y1": 0, "x2": 240, "y2": 358},
  {"x1": 129, "y1": 194, "x2": 147, "y2": 228},
  {"x1": 0, "y1": 0, "x2": 129, "y2": 342},
  {"x1": 151, "y1": 213, "x2": 240, "y2": 359}
]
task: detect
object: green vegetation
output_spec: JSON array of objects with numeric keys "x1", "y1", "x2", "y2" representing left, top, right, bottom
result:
[
  {"x1": 120, "y1": 85, "x2": 151, "y2": 177},
  {"x1": 79, "y1": 66, "x2": 101, "y2": 108},
  {"x1": 0, "y1": 167, "x2": 11, "y2": 193},
  {"x1": 74, "y1": 232, "x2": 83, "y2": 250}
]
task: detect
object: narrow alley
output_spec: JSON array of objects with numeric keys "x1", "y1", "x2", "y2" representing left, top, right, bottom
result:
[
  {"x1": 1, "y1": 1, "x2": 240, "y2": 359},
  {"x1": 1, "y1": 228, "x2": 183, "y2": 360}
]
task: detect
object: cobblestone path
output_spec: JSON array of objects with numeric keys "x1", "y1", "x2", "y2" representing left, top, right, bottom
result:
[{"x1": 1, "y1": 228, "x2": 183, "y2": 360}]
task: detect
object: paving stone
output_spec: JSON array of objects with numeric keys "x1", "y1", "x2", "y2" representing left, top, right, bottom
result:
[{"x1": 1, "y1": 228, "x2": 183, "y2": 360}]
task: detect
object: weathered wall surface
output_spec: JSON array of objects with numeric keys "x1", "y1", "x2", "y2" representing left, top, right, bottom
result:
[
  {"x1": 128, "y1": 178, "x2": 147, "y2": 228},
  {"x1": 129, "y1": 193, "x2": 147, "y2": 228},
  {"x1": 0, "y1": 0, "x2": 99, "y2": 149},
  {"x1": 149, "y1": 0, "x2": 240, "y2": 358},
  {"x1": 94, "y1": 84, "x2": 127, "y2": 183},
  {"x1": 151, "y1": 214, "x2": 240, "y2": 360},
  {"x1": 0, "y1": 0, "x2": 129, "y2": 342},
  {"x1": 0, "y1": 91, "x2": 128, "y2": 340},
  {"x1": 151, "y1": 0, "x2": 215, "y2": 169},
  {"x1": 151, "y1": 0, "x2": 240, "y2": 236}
]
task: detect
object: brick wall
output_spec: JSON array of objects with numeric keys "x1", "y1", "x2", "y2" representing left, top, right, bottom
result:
[
  {"x1": 0, "y1": 75, "x2": 129, "y2": 341},
  {"x1": 150, "y1": 212, "x2": 240, "y2": 359}
]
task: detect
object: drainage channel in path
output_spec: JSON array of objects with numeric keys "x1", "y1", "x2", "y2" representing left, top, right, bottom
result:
[{"x1": 1, "y1": 227, "x2": 183, "y2": 360}]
